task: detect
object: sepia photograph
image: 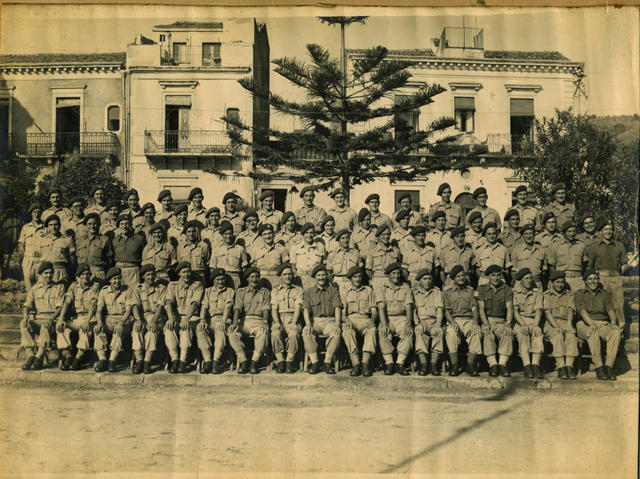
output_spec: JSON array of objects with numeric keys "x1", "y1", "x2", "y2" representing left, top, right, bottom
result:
[{"x1": 0, "y1": 4, "x2": 638, "y2": 477}]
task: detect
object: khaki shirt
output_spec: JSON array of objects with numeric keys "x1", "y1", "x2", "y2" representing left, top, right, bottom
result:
[
  {"x1": 18, "y1": 222, "x2": 45, "y2": 257},
  {"x1": 548, "y1": 239, "x2": 587, "y2": 272},
  {"x1": 365, "y1": 243, "x2": 401, "y2": 277},
  {"x1": 137, "y1": 282, "x2": 167, "y2": 315},
  {"x1": 25, "y1": 282, "x2": 65, "y2": 315},
  {"x1": 443, "y1": 286, "x2": 477, "y2": 319},
  {"x1": 391, "y1": 227, "x2": 413, "y2": 252},
  {"x1": 65, "y1": 281, "x2": 101, "y2": 316},
  {"x1": 39, "y1": 232, "x2": 75, "y2": 265},
  {"x1": 258, "y1": 209, "x2": 283, "y2": 231},
  {"x1": 343, "y1": 285, "x2": 376, "y2": 316},
  {"x1": 203, "y1": 286, "x2": 235, "y2": 318},
  {"x1": 221, "y1": 210, "x2": 245, "y2": 236},
  {"x1": 76, "y1": 232, "x2": 113, "y2": 270},
  {"x1": 376, "y1": 281, "x2": 413, "y2": 316},
  {"x1": 235, "y1": 286, "x2": 270, "y2": 319},
  {"x1": 42, "y1": 206, "x2": 72, "y2": 223},
  {"x1": 237, "y1": 230, "x2": 263, "y2": 258},
  {"x1": 428, "y1": 201, "x2": 462, "y2": 230},
  {"x1": 541, "y1": 202, "x2": 576, "y2": 228},
  {"x1": 166, "y1": 281, "x2": 204, "y2": 316},
  {"x1": 201, "y1": 226, "x2": 224, "y2": 250},
  {"x1": 466, "y1": 206, "x2": 502, "y2": 231},
  {"x1": 438, "y1": 244, "x2": 474, "y2": 276},
  {"x1": 274, "y1": 230, "x2": 303, "y2": 253},
  {"x1": 512, "y1": 286, "x2": 543, "y2": 318},
  {"x1": 316, "y1": 232, "x2": 339, "y2": 256},
  {"x1": 403, "y1": 243, "x2": 437, "y2": 276},
  {"x1": 271, "y1": 283, "x2": 303, "y2": 314},
  {"x1": 141, "y1": 241, "x2": 177, "y2": 278},
  {"x1": 98, "y1": 285, "x2": 141, "y2": 316},
  {"x1": 412, "y1": 286, "x2": 443, "y2": 321},
  {"x1": 425, "y1": 229, "x2": 451, "y2": 257},
  {"x1": 475, "y1": 241, "x2": 511, "y2": 272},
  {"x1": 187, "y1": 205, "x2": 207, "y2": 223},
  {"x1": 466, "y1": 229, "x2": 485, "y2": 252},
  {"x1": 499, "y1": 227, "x2": 522, "y2": 253},
  {"x1": 369, "y1": 211, "x2": 393, "y2": 230},
  {"x1": 511, "y1": 243, "x2": 545, "y2": 277},
  {"x1": 326, "y1": 248, "x2": 361, "y2": 276},
  {"x1": 295, "y1": 205, "x2": 327, "y2": 231},
  {"x1": 62, "y1": 217, "x2": 87, "y2": 238},
  {"x1": 210, "y1": 242, "x2": 249, "y2": 273},
  {"x1": 543, "y1": 289, "x2": 575, "y2": 321},
  {"x1": 177, "y1": 240, "x2": 211, "y2": 271},
  {"x1": 514, "y1": 204, "x2": 538, "y2": 229},
  {"x1": 290, "y1": 241, "x2": 326, "y2": 275},
  {"x1": 350, "y1": 225, "x2": 376, "y2": 257},
  {"x1": 328, "y1": 206, "x2": 357, "y2": 232},
  {"x1": 254, "y1": 242, "x2": 289, "y2": 275},
  {"x1": 392, "y1": 209, "x2": 423, "y2": 228}
]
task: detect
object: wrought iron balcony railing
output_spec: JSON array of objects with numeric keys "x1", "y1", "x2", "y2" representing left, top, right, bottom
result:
[
  {"x1": 441, "y1": 27, "x2": 484, "y2": 50},
  {"x1": 144, "y1": 130, "x2": 232, "y2": 156},
  {"x1": 24, "y1": 132, "x2": 120, "y2": 158},
  {"x1": 160, "y1": 47, "x2": 222, "y2": 67}
]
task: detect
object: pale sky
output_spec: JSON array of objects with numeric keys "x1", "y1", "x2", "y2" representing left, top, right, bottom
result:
[{"x1": 2, "y1": 5, "x2": 638, "y2": 116}]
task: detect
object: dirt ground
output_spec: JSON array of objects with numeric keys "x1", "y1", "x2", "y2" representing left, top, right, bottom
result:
[{"x1": 0, "y1": 383, "x2": 637, "y2": 478}]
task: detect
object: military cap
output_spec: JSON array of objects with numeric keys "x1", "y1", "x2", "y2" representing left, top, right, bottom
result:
[
  {"x1": 69, "y1": 196, "x2": 84, "y2": 207},
  {"x1": 83, "y1": 213, "x2": 101, "y2": 225},
  {"x1": 90, "y1": 186, "x2": 105, "y2": 197},
  {"x1": 106, "y1": 200, "x2": 121, "y2": 211},
  {"x1": 140, "y1": 202, "x2": 155, "y2": 214},
  {"x1": 515, "y1": 268, "x2": 533, "y2": 281},
  {"x1": 330, "y1": 187, "x2": 346, "y2": 198},
  {"x1": 313, "y1": 237, "x2": 326, "y2": 247},
  {"x1": 346, "y1": 265, "x2": 364, "y2": 279},
  {"x1": 38, "y1": 261, "x2": 54, "y2": 274},
  {"x1": 415, "y1": 268, "x2": 433, "y2": 282},
  {"x1": 504, "y1": 209, "x2": 519, "y2": 221},
  {"x1": 243, "y1": 266, "x2": 260, "y2": 279},
  {"x1": 259, "y1": 190, "x2": 275, "y2": 201},
  {"x1": 258, "y1": 224, "x2": 274, "y2": 235},
  {"x1": 550, "y1": 183, "x2": 565, "y2": 194},
  {"x1": 397, "y1": 193, "x2": 412, "y2": 203},
  {"x1": 482, "y1": 222, "x2": 498, "y2": 234},
  {"x1": 76, "y1": 263, "x2": 91, "y2": 277},
  {"x1": 541, "y1": 212, "x2": 556, "y2": 226},
  {"x1": 281, "y1": 211, "x2": 296, "y2": 226},
  {"x1": 188, "y1": 187, "x2": 203, "y2": 201},
  {"x1": 175, "y1": 261, "x2": 192, "y2": 274},
  {"x1": 148, "y1": 222, "x2": 164, "y2": 235},
  {"x1": 28, "y1": 203, "x2": 41, "y2": 213},
  {"x1": 116, "y1": 213, "x2": 132, "y2": 225},
  {"x1": 410, "y1": 225, "x2": 427, "y2": 237},
  {"x1": 48, "y1": 189, "x2": 62, "y2": 198},
  {"x1": 126, "y1": 189, "x2": 139, "y2": 199},
  {"x1": 430, "y1": 210, "x2": 446, "y2": 222},
  {"x1": 384, "y1": 263, "x2": 402, "y2": 275},
  {"x1": 276, "y1": 262, "x2": 294, "y2": 276},
  {"x1": 44, "y1": 214, "x2": 60, "y2": 225},
  {"x1": 320, "y1": 215, "x2": 335, "y2": 229},
  {"x1": 358, "y1": 208, "x2": 371, "y2": 222},
  {"x1": 598, "y1": 219, "x2": 614, "y2": 231},
  {"x1": 520, "y1": 223, "x2": 535, "y2": 233},
  {"x1": 299, "y1": 186, "x2": 315, "y2": 198},
  {"x1": 514, "y1": 185, "x2": 528, "y2": 195},
  {"x1": 549, "y1": 270, "x2": 566, "y2": 281},
  {"x1": 396, "y1": 210, "x2": 411, "y2": 222},
  {"x1": 485, "y1": 264, "x2": 502, "y2": 276},
  {"x1": 561, "y1": 221, "x2": 576, "y2": 233},
  {"x1": 157, "y1": 189, "x2": 172, "y2": 202},
  {"x1": 311, "y1": 264, "x2": 327, "y2": 278},
  {"x1": 468, "y1": 211, "x2": 483, "y2": 224},
  {"x1": 375, "y1": 224, "x2": 391, "y2": 237},
  {"x1": 582, "y1": 268, "x2": 598, "y2": 280},
  {"x1": 182, "y1": 220, "x2": 203, "y2": 234},
  {"x1": 158, "y1": 219, "x2": 171, "y2": 230},
  {"x1": 139, "y1": 264, "x2": 156, "y2": 278},
  {"x1": 335, "y1": 228, "x2": 351, "y2": 240},
  {"x1": 450, "y1": 226, "x2": 465, "y2": 238},
  {"x1": 243, "y1": 209, "x2": 259, "y2": 222},
  {"x1": 365, "y1": 193, "x2": 380, "y2": 204},
  {"x1": 206, "y1": 207, "x2": 220, "y2": 217},
  {"x1": 437, "y1": 183, "x2": 451, "y2": 196},
  {"x1": 219, "y1": 222, "x2": 234, "y2": 235},
  {"x1": 472, "y1": 187, "x2": 487, "y2": 198},
  {"x1": 222, "y1": 192, "x2": 237, "y2": 204},
  {"x1": 300, "y1": 222, "x2": 315, "y2": 235},
  {"x1": 210, "y1": 268, "x2": 226, "y2": 280},
  {"x1": 174, "y1": 204, "x2": 188, "y2": 215},
  {"x1": 105, "y1": 267, "x2": 122, "y2": 282},
  {"x1": 449, "y1": 265, "x2": 465, "y2": 279}
]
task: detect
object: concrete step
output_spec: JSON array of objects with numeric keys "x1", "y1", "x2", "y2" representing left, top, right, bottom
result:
[
  {"x1": 0, "y1": 330, "x2": 20, "y2": 343},
  {"x1": 630, "y1": 322, "x2": 639, "y2": 336},
  {"x1": 624, "y1": 338, "x2": 639, "y2": 353},
  {"x1": 0, "y1": 314, "x2": 21, "y2": 329}
]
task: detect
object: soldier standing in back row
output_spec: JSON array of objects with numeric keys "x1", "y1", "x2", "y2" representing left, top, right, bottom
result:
[
  {"x1": 466, "y1": 187, "x2": 501, "y2": 231},
  {"x1": 393, "y1": 193, "x2": 422, "y2": 228},
  {"x1": 364, "y1": 193, "x2": 393, "y2": 231},
  {"x1": 18, "y1": 204, "x2": 45, "y2": 292},
  {"x1": 513, "y1": 185, "x2": 538, "y2": 229},
  {"x1": 328, "y1": 188, "x2": 357, "y2": 232},
  {"x1": 295, "y1": 186, "x2": 327, "y2": 232},
  {"x1": 257, "y1": 190, "x2": 283, "y2": 232},
  {"x1": 540, "y1": 184, "x2": 575, "y2": 230},
  {"x1": 366, "y1": 224, "x2": 401, "y2": 293},
  {"x1": 76, "y1": 213, "x2": 113, "y2": 280},
  {"x1": 42, "y1": 189, "x2": 71, "y2": 224},
  {"x1": 428, "y1": 182, "x2": 462, "y2": 230}
]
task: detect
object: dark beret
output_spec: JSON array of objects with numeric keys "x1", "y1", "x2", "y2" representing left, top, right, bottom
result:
[
  {"x1": 300, "y1": 223, "x2": 315, "y2": 235},
  {"x1": 598, "y1": 219, "x2": 614, "y2": 231},
  {"x1": 281, "y1": 211, "x2": 296, "y2": 226},
  {"x1": 258, "y1": 224, "x2": 274, "y2": 235},
  {"x1": 116, "y1": 213, "x2": 132, "y2": 224},
  {"x1": 520, "y1": 223, "x2": 535, "y2": 233},
  {"x1": 28, "y1": 203, "x2": 41, "y2": 213},
  {"x1": 415, "y1": 268, "x2": 433, "y2": 282},
  {"x1": 68, "y1": 196, "x2": 84, "y2": 207},
  {"x1": 182, "y1": 220, "x2": 203, "y2": 234},
  {"x1": 515, "y1": 268, "x2": 533, "y2": 281},
  {"x1": 222, "y1": 192, "x2": 237, "y2": 204},
  {"x1": 219, "y1": 222, "x2": 234, "y2": 235},
  {"x1": 582, "y1": 268, "x2": 598, "y2": 280},
  {"x1": 311, "y1": 264, "x2": 327, "y2": 278},
  {"x1": 358, "y1": 208, "x2": 371, "y2": 222},
  {"x1": 210, "y1": 267, "x2": 226, "y2": 280},
  {"x1": 44, "y1": 214, "x2": 60, "y2": 225},
  {"x1": 549, "y1": 270, "x2": 566, "y2": 281},
  {"x1": 375, "y1": 224, "x2": 391, "y2": 237},
  {"x1": 126, "y1": 189, "x2": 139, "y2": 199},
  {"x1": 244, "y1": 209, "x2": 259, "y2": 222},
  {"x1": 397, "y1": 193, "x2": 411, "y2": 203},
  {"x1": 83, "y1": 213, "x2": 101, "y2": 225},
  {"x1": 139, "y1": 264, "x2": 156, "y2": 278},
  {"x1": 243, "y1": 266, "x2": 260, "y2": 279},
  {"x1": 174, "y1": 204, "x2": 188, "y2": 215},
  {"x1": 580, "y1": 213, "x2": 595, "y2": 226},
  {"x1": 299, "y1": 186, "x2": 315, "y2": 198},
  {"x1": 504, "y1": 209, "x2": 519, "y2": 221},
  {"x1": 437, "y1": 183, "x2": 451, "y2": 196},
  {"x1": 206, "y1": 207, "x2": 220, "y2": 217},
  {"x1": 384, "y1": 263, "x2": 402, "y2": 275},
  {"x1": 365, "y1": 193, "x2": 380, "y2": 204},
  {"x1": 449, "y1": 265, "x2": 465, "y2": 279},
  {"x1": 175, "y1": 261, "x2": 192, "y2": 274},
  {"x1": 468, "y1": 211, "x2": 483, "y2": 224},
  {"x1": 346, "y1": 266, "x2": 364, "y2": 279},
  {"x1": 259, "y1": 190, "x2": 274, "y2": 201},
  {"x1": 140, "y1": 202, "x2": 155, "y2": 214},
  {"x1": 38, "y1": 261, "x2": 54, "y2": 274},
  {"x1": 542, "y1": 212, "x2": 556, "y2": 225},
  {"x1": 430, "y1": 210, "x2": 446, "y2": 222},
  {"x1": 48, "y1": 189, "x2": 62, "y2": 198},
  {"x1": 396, "y1": 210, "x2": 411, "y2": 222},
  {"x1": 485, "y1": 264, "x2": 502, "y2": 276},
  {"x1": 149, "y1": 222, "x2": 164, "y2": 234},
  {"x1": 157, "y1": 189, "x2": 172, "y2": 202},
  {"x1": 276, "y1": 262, "x2": 294, "y2": 276},
  {"x1": 76, "y1": 263, "x2": 91, "y2": 277},
  {"x1": 411, "y1": 225, "x2": 426, "y2": 236},
  {"x1": 320, "y1": 215, "x2": 335, "y2": 229},
  {"x1": 188, "y1": 187, "x2": 203, "y2": 201},
  {"x1": 450, "y1": 226, "x2": 465, "y2": 238},
  {"x1": 331, "y1": 188, "x2": 346, "y2": 198},
  {"x1": 473, "y1": 187, "x2": 487, "y2": 198},
  {"x1": 551, "y1": 183, "x2": 565, "y2": 194},
  {"x1": 90, "y1": 186, "x2": 105, "y2": 196},
  {"x1": 106, "y1": 200, "x2": 121, "y2": 210},
  {"x1": 561, "y1": 221, "x2": 576, "y2": 232},
  {"x1": 482, "y1": 222, "x2": 498, "y2": 234},
  {"x1": 105, "y1": 267, "x2": 122, "y2": 282},
  {"x1": 335, "y1": 228, "x2": 351, "y2": 240},
  {"x1": 514, "y1": 185, "x2": 528, "y2": 195}
]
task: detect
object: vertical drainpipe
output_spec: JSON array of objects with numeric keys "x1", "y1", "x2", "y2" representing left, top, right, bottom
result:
[{"x1": 122, "y1": 68, "x2": 130, "y2": 187}]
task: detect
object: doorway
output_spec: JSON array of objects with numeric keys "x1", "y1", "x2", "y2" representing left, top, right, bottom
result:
[
  {"x1": 55, "y1": 97, "x2": 80, "y2": 155},
  {"x1": 261, "y1": 188, "x2": 287, "y2": 212}
]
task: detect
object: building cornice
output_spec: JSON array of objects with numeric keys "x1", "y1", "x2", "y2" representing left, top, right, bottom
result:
[
  {"x1": 128, "y1": 66, "x2": 252, "y2": 74},
  {"x1": 0, "y1": 63, "x2": 124, "y2": 74}
]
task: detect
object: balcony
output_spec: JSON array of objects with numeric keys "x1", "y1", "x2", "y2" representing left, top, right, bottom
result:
[
  {"x1": 440, "y1": 27, "x2": 484, "y2": 50},
  {"x1": 23, "y1": 132, "x2": 120, "y2": 159},
  {"x1": 144, "y1": 129, "x2": 233, "y2": 158},
  {"x1": 161, "y1": 46, "x2": 221, "y2": 67},
  {"x1": 486, "y1": 133, "x2": 512, "y2": 155}
]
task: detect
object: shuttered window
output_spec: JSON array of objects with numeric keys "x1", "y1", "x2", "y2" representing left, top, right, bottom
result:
[
  {"x1": 510, "y1": 98, "x2": 534, "y2": 117},
  {"x1": 454, "y1": 97, "x2": 475, "y2": 111},
  {"x1": 166, "y1": 95, "x2": 192, "y2": 107},
  {"x1": 454, "y1": 97, "x2": 475, "y2": 132},
  {"x1": 107, "y1": 105, "x2": 120, "y2": 131}
]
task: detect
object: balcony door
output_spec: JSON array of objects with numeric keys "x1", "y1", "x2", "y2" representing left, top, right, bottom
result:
[
  {"x1": 55, "y1": 97, "x2": 80, "y2": 155},
  {"x1": 0, "y1": 99, "x2": 9, "y2": 159},
  {"x1": 165, "y1": 95, "x2": 191, "y2": 152}
]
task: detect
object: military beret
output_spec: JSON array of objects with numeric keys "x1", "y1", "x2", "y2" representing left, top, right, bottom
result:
[
  {"x1": 514, "y1": 185, "x2": 528, "y2": 195},
  {"x1": 430, "y1": 210, "x2": 446, "y2": 222},
  {"x1": 335, "y1": 228, "x2": 351, "y2": 240},
  {"x1": 258, "y1": 224, "x2": 274, "y2": 235},
  {"x1": 106, "y1": 200, "x2": 121, "y2": 210},
  {"x1": 105, "y1": 267, "x2": 122, "y2": 282},
  {"x1": 76, "y1": 263, "x2": 91, "y2": 277},
  {"x1": 411, "y1": 225, "x2": 427, "y2": 236},
  {"x1": 91, "y1": 186, "x2": 105, "y2": 196},
  {"x1": 437, "y1": 183, "x2": 451, "y2": 196},
  {"x1": 44, "y1": 214, "x2": 60, "y2": 225},
  {"x1": 206, "y1": 207, "x2": 220, "y2": 217},
  {"x1": 276, "y1": 263, "x2": 294, "y2": 276},
  {"x1": 299, "y1": 186, "x2": 315, "y2": 198},
  {"x1": 468, "y1": 211, "x2": 483, "y2": 224},
  {"x1": 126, "y1": 189, "x2": 139, "y2": 199},
  {"x1": 188, "y1": 187, "x2": 203, "y2": 201},
  {"x1": 551, "y1": 183, "x2": 565, "y2": 194},
  {"x1": 582, "y1": 268, "x2": 598, "y2": 280},
  {"x1": 28, "y1": 203, "x2": 41, "y2": 213},
  {"x1": 485, "y1": 264, "x2": 502, "y2": 276},
  {"x1": 311, "y1": 264, "x2": 327, "y2": 278},
  {"x1": 515, "y1": 268, "x2": 532, "y2": 281},
  {"x1": 281, "y1": 211, "x2": 296, "y2": 226},
  {"x1": 182, "y1": 220, "x2": 203, "y2": 234},
  {"x1": 219, "y1": 222, "x2": 234, "y2": 235},
  {"x1": 148, "y1": 222, "x2": 164, "y2": 234},
  {"x1": 384, "y1": 263, "x2": 402, "y2": 275},
  {"x1": 243, "y1": 266, "x2": 260, "y2": 279},
  {"x1": 222, "y1": 192, "x2": 237, "y2": 204},
  {"x1": 473, "y1": 187, "x2": 487, "y2": 198},
  {"x1": 255, "y1": 190, "x2": 272, "y2": 201},
  {"x1": 139, "y1": 264, "x2": 156, "y2": 278},
  {"x1": 520, "y1": 223, "x2": 535, "y2": 233},
  {"x1": 140, "y1": 202, "x2": 155, "y2": 214},
  {"x1": 598, "y1": 219, "x2": 614, "y2": 231},
  {"x1": 346, "y1": 266, "x2": 364, "y2": 279},
  {"x1": 300, "y1": 223, "x2": 315, "y2": 235},
  {"x1": 175, "y1": 261, "x2": 192, "y2": 274},
  {"x1": 83, "y1": 213, "x2": 101, "y2": 225},
  {"x1": 561, "y1": 221, "x2": 576, "y2": 232},
  {"x1": 157, "y1": 189, "x2": 172, "y2": 202},
  {"x1": 580, "y1": 214, "x2": 595, "y2": 226},
  {"x1": 355, "y1": 209, "x2": 369, "y2": 224},
  {"x1": 449, "y1": 265, "x2": 465, "y2": 279},
  {"x1": 174, "y1": 204, "x2": 188, "y2": 215},
  {"x1": 482, "y1": 222, "x2": 498, "y2": 234},
  {"x1": 313, "y1": 237, "x2": 326, "y2": 247},
  {"x1": 541, "y1": 212, "x2": 556, "y2": 225},
  {"x1": 68, "y1": 196, "x2": 84, "y2": 207},
  {"x1": 243, "y1": 209, "x2": 259, "y2": 222},
  {"x1": 397, "y1": 193, "x2": 411, "y2": 203},
  {"x1": 375, "y1": 224, "x2": 391, "y2": 237},
  {"x1": 210, "y1": 267, "x2": 226, "y2": 280},
  {"x1": 504, "y1": 209, "x2": 519, "y2": 221},
  {"x1": 396, "y1": 210, "x2": 411, "y2": 222},
  {"x1": 48, "y1": 189, "x2": 62, "y2": 198},
  {"x1": 415, "y1": 268, "x2": 433, "y2": 282},
  {"x1": 116, "y1": 213, "x2": 132, "y2": 224},
  {"x1": 38, "y1": 261, "x2": 54, "y2": 274},
  {"x1": 331, "y1": 187, "x2": 346, "y2": 198},
  {"x1": 549, "y1": 270, "x2": 566, "y2": 281},
  {"x1": 365, "y1": 193, "x2": 380, "y2": 204},
  {"x1": 320, "y1": 215, "x2": 335, "y2": 229},
  {"x1": 450, "y1": 226, "x2": 465, "y2": 238},
  {"x1": 158, "y1": 219, "x2": 171, "y2": 230}
]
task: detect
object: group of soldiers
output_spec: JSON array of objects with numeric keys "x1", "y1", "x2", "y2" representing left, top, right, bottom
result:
[{"x1": 17, "y1": 181, "x2": 629, "y2": 380}]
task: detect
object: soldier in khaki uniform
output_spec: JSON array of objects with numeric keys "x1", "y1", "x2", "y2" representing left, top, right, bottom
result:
[
  {"x1": 177, "y1": 220, "x2": 211, "y2": 285},
  {"x1": 412, "y1": 269, "x2": 445, "y2": 376},
  {"x1": 511, "y1": 223, "x2": 545, "y2": 288},
  {"x1": 253, "y1": 223, "x2": 289, "y2": 289},
  {"x1": 164, "y1": 262, "x2": 207, "y2": 374},
  {"x1": 350, "y1": 208, "x2": 376, "y2": 259},
  {"x1": 237, "y1": 210, "x2": 263, "y2": 259},
  {"x1": 539, "y1": 183, "x2": 576, "y2": 229},
  {"x1": 290, "y1": 223, "x2": 326, "y2": 290},
  {"x1": 316, "y1": 215, "x2": 339, "y2": 256},
  {"x1": 100, "y1": 200, "x2": 121, "y2": 237},
  {"x1": 475, "y1": 222, "x2": 511, "y2": 286},
  {"x1": 512, "y1": 268, "x2": 545, "y2": 379},
  {"x1": 85, "y1": 186, "x2": 109, "y2": 221},
  {"x1": 167, "y1": 204, "x2": 188, "y2": 246},
  {"x1": 210, "y1": 222, "x2": 249, "y2": 289},
  {"x1": 326, "y1": 229, "x2": 362, "y2": 301},
  {"x1": 18, "y1": 203, "x2": 45, "y2": 291},
  {"x1": 187, "y1": 187, "x2": 207, "y2": 223},
  {"x1": 499, "y1": 209, "x2": 521, "y2": 253},
  {"x1": 465, "y1": 187, "x2": 501, "y2": 232},
  {"x1": 134, "y1": 202, "x2": 156, "y2": 238},
  {"x1": 328, "y1": 187, "x2": 357, "y2": 232},
  {"x1": 121, "y1": 188, "x2": 142, "y2": 219},
  {"x1": 365, "y1": 193, "x2": 393, "y2": 231},
  {"x1": 391, "y1": 210, "x2": 413, "y2": 252},
  {"x1": 392, "y1": 193, "x2": 422, "y2": 228},
  {"x1": 543, "y1": 270, "x2": 579, "y2": 379},
  {"x1": 465, "y1": 211, "x2": 485, "y2": 252},
  {"x1": 270, "y1": 263, "x2": 304, "y2": 374},
  {"x1": 229, "y1": 267, "x2": 271, "y2": 374},
  {"x1": 513, "y1": 185, "x2": 538, "y2": 229},
  {"x1": 576, "y1": 214, "x2": 599, "y2": 249},
  {"x1": 428, "y1": 183, "x2": 463, "y2": 230},
  {"x1": 141, "y1": 223, "x2": 177, "y2": 282},
  {"x1": 295, "y1": 186, "x2": 327, "y2": 232},
  {"x1": 438, "y1": 227, "x2": 475, "y2": 289},
  {"x1": 376, "y1": 263, "x2": 414, "y2": 376},
  {"x1": 425, "y1": 210, "x2": 451, "y2": 256},
  {"x1": 341, "y1": 266, "x2": 377, "y2": 377},
  {"x1": 41, "y1": 189, "x2": 71, "y2": 225},
  {"x1": 39, "y1": 214, "x2": 76, "y2": 286},
  {"x1": 135, "y1": 264, "x2": 167, "y2": 374},
  {"x1": 63, "y1": 196, "x2": 87, "y2": 238},
  {"x1": 202, "y1": 207, "x2": 223, "y2": 250},
  {"x1": 548, "y1": 221, "x2": 588, "y2": 292},
  {"x1": 536, "y1": 212, "x2": 564, "y2": 275},
  {"x1": 199, "y1": 267, "x2": 235, "y2": 374},
  {"x1": 275, "y1": 211, "x2": 303, "y2": 253},
  {"x1": 221, "y1": 192, "x2": 245, "y2": 235},
  {"x1": 20, "y1": 262, "x2": 66, "y2": 371},
  {"x1": 402, "y1": 226, "x2": 437, "y2": 286},
  {"x1": 76, "y1": 213, "x2": 113, "y2": 280},
  {"x1": 258, "y1": 190, "x2": 283, "y2": 232},
  {"x1": 156, "y1": 189, "x2": 176, "y2": 226},
  {"x1": 365, "y1": 224, "x2": 401, "y2": 293},
  {"x1": 94, "y1": 267, "x2": 142, "y2": 373}
]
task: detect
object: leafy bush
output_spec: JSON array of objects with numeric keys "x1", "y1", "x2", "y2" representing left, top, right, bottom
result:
[{"x1": 0, "y1": 279, "x2": 26, "y2": 313}]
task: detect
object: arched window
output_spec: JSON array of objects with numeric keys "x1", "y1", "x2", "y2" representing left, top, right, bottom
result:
[{"x1": 107, "y1": 105, "x2": 120, "y2": 132}]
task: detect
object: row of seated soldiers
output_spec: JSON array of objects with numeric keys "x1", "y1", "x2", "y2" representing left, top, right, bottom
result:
[{"x1": 21, "y1": 252, "x2": 625, "y2": 380}]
